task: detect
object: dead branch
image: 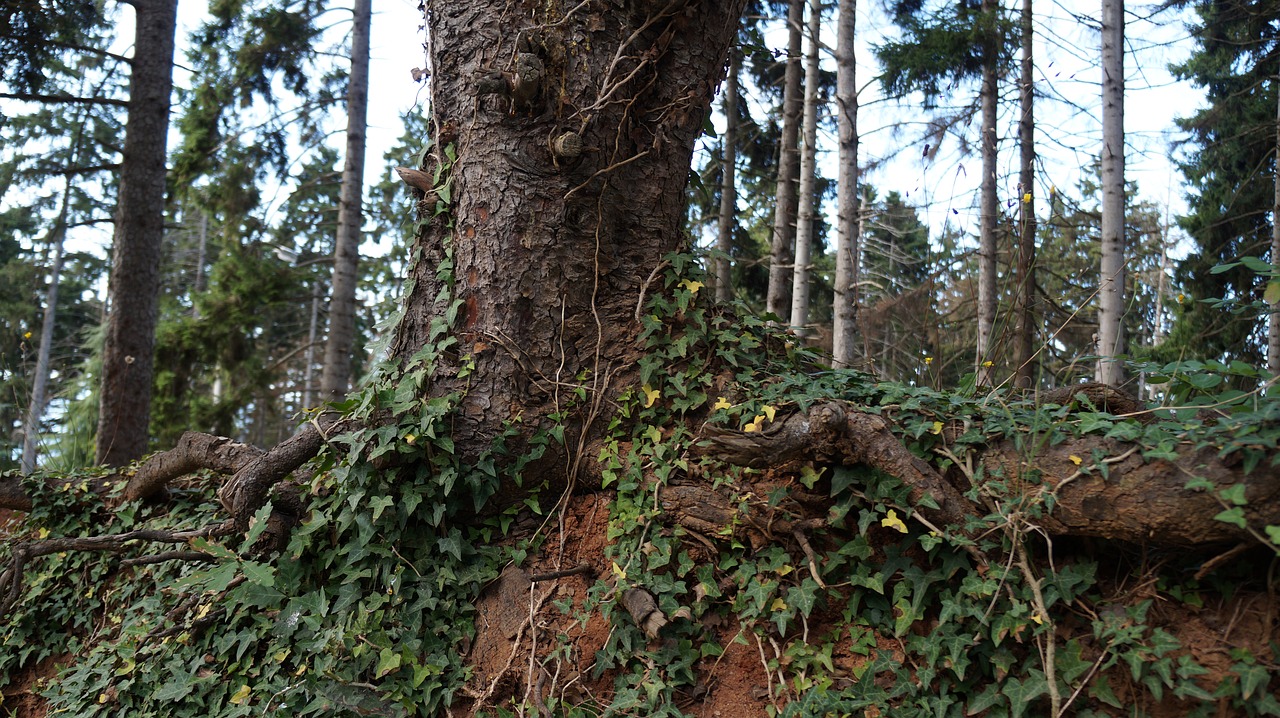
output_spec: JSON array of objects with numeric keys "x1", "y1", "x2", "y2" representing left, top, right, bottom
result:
[
  {"x1": 698, "y1": 401, "x2": 976, "y2": 528},
  {"x1": 0, "y1": 521, "x2": 234, "y2": 620},
  {"x1": 122, "y1": 431, "x2": 264, "y2": 502}
]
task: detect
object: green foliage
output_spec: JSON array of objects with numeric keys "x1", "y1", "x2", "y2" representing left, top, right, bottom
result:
[
  {"x1": 1166, "y1": 0, "x2": 1280, "y2": 366},
  {"x1": 5, "y1": 252, "x2": 1280, "y2": 717}
]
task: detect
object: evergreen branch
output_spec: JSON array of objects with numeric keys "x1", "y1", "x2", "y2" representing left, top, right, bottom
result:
[{"x1": 0, "y1": 92, "x2": 128, "y2": 108}]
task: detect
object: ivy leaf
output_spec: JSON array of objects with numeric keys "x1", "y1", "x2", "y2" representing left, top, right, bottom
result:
[
  {"x1": 190, "y1": 537, "x2": 237, "y2": 561},
  {"x1": 241, "y1": 561, "x2": 276, "y2": 588},
  {"x1": 1003, "y1": 674, "x2": 1047, "y2": 718},
  {"x1": 1213, "y1": 507, "x2": 1247, "y2": 529},
  {"x1": 376, "y1": 648, "x2": 403, "y2": 678},
  {"x1": 1264, "y1": 281, "x2": 1280, "y2": 306},
  {"x1": 1228, "y1": 661, "x2": 1269, "y2": 701}
]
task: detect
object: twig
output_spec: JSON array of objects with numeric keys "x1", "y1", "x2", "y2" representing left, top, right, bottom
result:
[{"x1": 529, "y1": 564, "x2": 596, "y2": 582}]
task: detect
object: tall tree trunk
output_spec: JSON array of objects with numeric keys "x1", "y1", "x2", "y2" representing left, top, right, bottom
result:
[
  {"x1": 21, "y1": 181, "x2": 71, "y2": 474},
  {"x1": 96, "y1": 0, "x2": 178, "y2": 467},
  {"x1": 320, "y1": 0, "x2": 372, "y2": 399},
  {"x1": 714, "y1": 50, "x2": 739, "y2": 303},
  {"x1": 1270, "y1": 64, "x2": 1280, "y2": 375},
  {"x1": 388, "y1": 0, "x2": 747, "y2": 471},
  {"x1": 1097, "y1": 0, "x2": 1126, "y2": 386},
  {"x1": 1013, "y1": 0, "x2": 1036, "y2": 388},
  {"x1": 832, "y1": 0, "x2": 859, "y2": 368},
  {"x1": 766, "y1": 0, "x2": 804, "y2": 319},
  {"x1": 976, "y1": 0, "x2": 999, "y2": 386},
  {"x1": 789, "y1": 0, "x2": 822, "y2": 337}
]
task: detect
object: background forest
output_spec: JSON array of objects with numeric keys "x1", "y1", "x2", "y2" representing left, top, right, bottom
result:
[{"x1": 4, "y1": 0, "x2": 1277, "y2": 473}]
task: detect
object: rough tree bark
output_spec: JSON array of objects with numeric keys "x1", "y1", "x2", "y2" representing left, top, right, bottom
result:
[
  {"x1": 386, "y1": 0, "x2": 750, "y2": 473},
  {"x1": 320, "y1": 0, "x2": 373, "y2": 399},
  {"x1": 766, "y1": 0, "x2": 804, "y2": 319},
  {"x1": 96, "y1": 0, "x2": 178, "y2": 466}
]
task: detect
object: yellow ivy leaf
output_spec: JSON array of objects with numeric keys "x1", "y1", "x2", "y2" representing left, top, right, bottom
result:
[
  {"x1": 98, "y1": 693, "x2": 110, "y2": 704},
  {"x1": 642, "y1": 384, "x2": 660, "y2": 408},
  {"x1": 771, "y1": 597, "x2": 787, "y2": 612},
  {"x1": 743, "y1": 415, "x2": 765, "y2": 432},
  {"x1": 37, "y1": 528, "x2": 48, "y2": 539},
  {"x1": 762, "y1": 405, "x2": 776, "y2": 422},
  {"x1": 404, "y1": 433, "x2": 417, "y2": 445},
  {"x1": 195, "y1": 603, "x2": 210, "y2": 620},
  {"x1": 612, "y1": 561, "x2": 627, "y2": 580},
  {"x1": 23, "y1": 332, "x2": 32, "y2": 340},
  {"x1": 776, "y1": 564, "x2": 794, "y2": 576},
  {"x1": 1068, "y1": 455, "x2": 1082, "y2": 466},
  {"x1": 295, "y1": 664, "x2": 307, "y2": 676},
  {"x1": 1022, "y1": 192, "x2": 1032, "y2": 204},
  {"x1": 273, "y1": 649, "x2": 290, "y2": 663},
  {"x1": 880, "y1": 509, "x2": 908, "y2": 534},
  {"x1": 713, "y1": 397, "x2": 732, "y2": 411},
  {"x1": 1031, "y1": 613, "x2": 1044, "y2": 625},
  {"x1": 930, "y1": 421, "x2": 944, "y2": 435},
  {"x1": 679, "y1": 279, "x2": 704, "y2": 295},
  {"x1": 924, "y1": 356, "x2": 933, "y2": 365},
  {"x1": 981, "y1": 360, "x2": 994, "y2": 368},
  {"x1": 644, "y1": 425, "x2": 662, "y2": 444},
  {"x1": 229, "y1": 684, "x2": 251, "y2": 705}
]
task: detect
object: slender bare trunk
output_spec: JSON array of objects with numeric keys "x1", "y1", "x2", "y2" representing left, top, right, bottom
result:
[
  {"x1": 715, "y1": 50, "x2": 739, "y2": 303},
  {"x1": 766, "y1": 0, "x2": 804, "y2": 318},
  {"x1": 21, "y1": 182, "x2": 72, "y2": 474},
  {"x1": 1097, "y1": 0, "x2": 1126, "y2": 386},
  {"x1": 1270, "y1": 65, "x2": 1280, "y2": 375},
  {"x1": 976, "y1": 0, "x2": 999, "y2": 385},
  {"x1": 303, "y1": 279, "x2": 322, "y2": 409},
  {"x1": 96, "y1": 0, "x2": 178, "y2": 466},
  {"x1": 832, "y1": 0, "x2": 859, "y2": 368},
  {"x1": 320, "y1": 0, "x2": 372, "y2": 399},
  {"x1": 1013, "y1": 0, "x2": 1036, "y2": 388},
  {"x1": 789, "y1": 0, "x2": 822, "y2": 336}
]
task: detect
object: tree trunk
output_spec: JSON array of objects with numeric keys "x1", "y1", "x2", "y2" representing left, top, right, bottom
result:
[
  {"x1": 766, "y1": 0, "x2": 804, "y2": 319},
  {"x1": 1270, "y1": 64, "x2": 1280, "y2": 375},
  {"x1": 714, "y1": 50, "x2": 739, "y2": 304},
  {"x1": 21, "y1": 180, "x2": 71, "y2": 474},
  {"x1": 320, "y1": 0, "x2": 372, "y2": 399},
  {"x1": 1012, "y1": 0, "x2": 1036, "y2": 388},
  {"x1": 1097, "y1": 0, "x2": 1126, "y2": 386},
  {"x1": 976, "y1": 0, "x2": 999, "y2": 386},
  {"x1": 832, "y1": 0, "x2": 859, "y2": 369},
  {"x1": 96, "y1": 0, "x2": 178, "y2": 467},
  {"x1": 388, "y1": 0, "x2": 747, "y2": 469},
  {"x1": 789, "y1": 0, "x2": 822, "y2": 337}
]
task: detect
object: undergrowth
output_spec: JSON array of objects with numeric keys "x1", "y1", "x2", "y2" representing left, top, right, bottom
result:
[{"x1": 1, "y1": 254, "x2": 1278, "y2": 716}]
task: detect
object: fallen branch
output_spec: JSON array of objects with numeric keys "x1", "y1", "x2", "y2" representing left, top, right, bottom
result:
[{"x1": 0, "y1": 521, "x2": 235, "y2": 620}]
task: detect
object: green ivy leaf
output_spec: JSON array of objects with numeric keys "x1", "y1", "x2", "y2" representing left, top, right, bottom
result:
[
  {"x1": 241, "y1": 561, "x2": 276, "y2": 588},
  {"x1": 1213, "y1": 507, "x2": 1247, "y2": 529},
  {"x1": 376, "y1": 647, "x2": 403, "y2": 678}
]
